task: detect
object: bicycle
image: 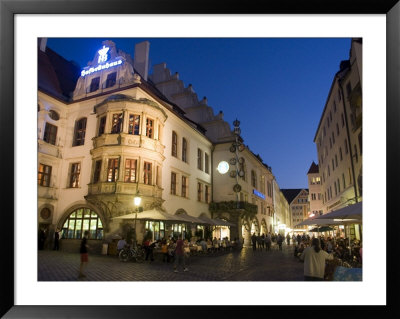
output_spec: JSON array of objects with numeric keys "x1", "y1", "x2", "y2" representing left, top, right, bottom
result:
[{"x1": 119, "y1": 244, "x2": 145, "y2": 263}]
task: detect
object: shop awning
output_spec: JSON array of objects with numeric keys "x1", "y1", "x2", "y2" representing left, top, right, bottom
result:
[
  {"x1": 197, "y1": 215, "x2": 235, "y2": 227},
  {"x1": 294, "y1": 218, "x2": 359, "y2": 227},
  {"x1": 316, "y1": 202, "x2": 362, "y2": 222},
  {"x1": 175, "y1": 213, "x2": 210, "y2": 225}
]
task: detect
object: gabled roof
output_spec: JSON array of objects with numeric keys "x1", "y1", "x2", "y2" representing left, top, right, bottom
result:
[
  {"x1": 307, "y1": 161, "x2": 319, "y2": 174},
  {"x1": 281, "y1": 188, "x2": 308, "y2": 204},
  {"x1": 38, "y1": 47, "x2": 80, "y2": 101}
]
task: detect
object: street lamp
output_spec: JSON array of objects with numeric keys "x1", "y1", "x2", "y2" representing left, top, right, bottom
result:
[{"x1": 133, "y1": 192, "x2": 141, "y2": 245}]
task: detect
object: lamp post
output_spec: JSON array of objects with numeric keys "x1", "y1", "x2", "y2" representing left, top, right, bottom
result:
[{"x1": 133, "y1": 193, "x2": 141, "y2": 246}]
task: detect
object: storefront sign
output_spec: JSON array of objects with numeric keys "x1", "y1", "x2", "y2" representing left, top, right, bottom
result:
[
  {"x1": 81, "y1": 45, "x2": 123, "y2": 77},
  {"x1": 253, "y1": 189, "x2": 265, "y2": 200}
]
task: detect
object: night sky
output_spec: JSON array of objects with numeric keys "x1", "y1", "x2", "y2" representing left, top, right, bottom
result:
[{"x1": 46, "y1": 37, "x2": 351, "y2": 189}]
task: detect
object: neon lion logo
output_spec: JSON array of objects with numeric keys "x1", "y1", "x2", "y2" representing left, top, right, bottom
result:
[{"x1": 98, "y1": 45, "x2": 110, "y2": 63}]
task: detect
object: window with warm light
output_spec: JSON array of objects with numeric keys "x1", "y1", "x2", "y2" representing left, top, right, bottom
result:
[
  {"x1": 146, "y1": 118, "x2": 154, "y2": 138},
  {"x1": 144, "y1": 162, "x2": 152, "y2": 185},
  {"x1": 107, "y1": 158, "x2": 119, "y2": 182},
  {"x1": 128, "y1": 114, "x2": 140, "y2": 135},
  {"x1": 124, "y1": 159, "x2": 137, "y2": 183},
  {"x1": 61, "y1": 208, "x2": 103, "y2": 240},
  {"x1": 38, "y1": 163, "x2": 52, "y2": 187},
  {"x1": 69, "y1": 163, "x2": 81, "y2": 188}
]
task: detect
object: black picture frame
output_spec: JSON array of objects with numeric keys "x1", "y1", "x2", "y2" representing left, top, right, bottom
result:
[{"x1": 1, "y1": 0, "x2": 398, "y2": 317}]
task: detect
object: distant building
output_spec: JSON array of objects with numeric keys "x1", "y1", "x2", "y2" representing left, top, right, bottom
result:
[
  {"x1": 281, "y1": 189, "x2": 310, "y2": 232},
  {"x1": 307, "y1": 161, "x2": 323, "y2": 217}
]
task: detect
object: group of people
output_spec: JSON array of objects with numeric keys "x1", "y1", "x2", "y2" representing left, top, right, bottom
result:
[
  {"x1": 294, "y1": 234, "x2": 363, "y2": 280},
  {"x1": 251, "y1": 232, "x2": 285, "y2": 251}
]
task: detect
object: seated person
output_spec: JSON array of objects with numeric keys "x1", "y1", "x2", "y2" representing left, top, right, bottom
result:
[{"x1": 117, "y1": 237, "x2": 127, "y2": 253}]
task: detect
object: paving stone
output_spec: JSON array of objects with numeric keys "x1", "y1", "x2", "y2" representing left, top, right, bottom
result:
[{"x1": 38, "y1": 244, "x2": 304, "y2": 281}]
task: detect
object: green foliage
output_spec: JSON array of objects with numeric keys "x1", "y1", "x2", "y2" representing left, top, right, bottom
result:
[{"x1": 209, "y1": 201, "x2": 258, "y2": 220}]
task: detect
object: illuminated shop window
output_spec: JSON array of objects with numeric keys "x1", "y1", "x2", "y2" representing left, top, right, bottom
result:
[
  {"x1": 145, "y1": 221, "x2": 165, "y2": 241},
  {"x1": 61, "y1": 208, "x2": 103, "y2": 240}
]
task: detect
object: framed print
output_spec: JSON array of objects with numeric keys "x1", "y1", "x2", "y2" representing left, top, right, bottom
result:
[{"x1": 1, "y1": 0, "x2": 399, "y2": 317}]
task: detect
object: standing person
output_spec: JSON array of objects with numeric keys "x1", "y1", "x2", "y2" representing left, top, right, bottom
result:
[
  {"x1": 79, "y1": 230, "x2": 90, "y2": 278},
  {"x1": 53, "y1": 228, "x2": 60, "y2": 251},
  {"x1": 261, "y1": 234, "x2": 265, "y2": 250},
  {"x1": 277, "y1": 234, "x2": 283, "y2": 251},
  {"x1": 256, "y1": 234, "x2": 262, "y2": 250},
  {"x1": 286, "y1": 233, "x2": 291, "y2": 246},
  {"x1": 38, "y1": 227, "x2": 46, "y2": 250},
  {"x1": 300, "y1": 238, "x2": 334, "y2": 281},
  {"x1": 297, "y1": 234, "x2": 301, "y2": 245},
  {"x1": 173, "y1": 235, "x2": 188, "y2": 272},
  {"x1": 161, "y1": 238, "x2": 169, "y2": 263},
  {"x1": 143, "y1": 237, "x2": 155, "y2": 262},
  {"x1": 251, "y1": 233, "x2": 257, "y2": 251},
  {"x1": 265, "y1": 233, "x2": 271, "y2": 251}
]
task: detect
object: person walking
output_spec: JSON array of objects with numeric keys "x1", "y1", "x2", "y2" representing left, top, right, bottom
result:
[
  {"x1": 300, "y1": 238, "x2": 334, "y2": 281},
  {"x1": 173, "y1": 235, "x2": 188, "y2": 272},
  {"x1": 277, "y1": 234, "x2": 283, "y2": 251},
  {"x1": 286, "y1": 233, "x2": 291, "y2": 246},
  {"x1": 297, "y1": 234, "x2": 301, "y2": 245},
  {"x1": 251, "y1": 233, "x2": 257, "y2": 251},
  {"x1": 53, "y1": 228, "x2": 60, "y2": 251},
  {"x1": 78, "y1": 230, "x2": 90, "y2": 278},
  {"x1": 265, "y1": 233, "x2": 271, "y2": 251}
]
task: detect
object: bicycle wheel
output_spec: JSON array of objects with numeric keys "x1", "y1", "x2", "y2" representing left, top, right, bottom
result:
[
  {"x1": 119, "y1": 250, "x2": 130, "y2": 262},
  {"x1": 134, "y1": 251, "x2": 145, "y2": 263}
]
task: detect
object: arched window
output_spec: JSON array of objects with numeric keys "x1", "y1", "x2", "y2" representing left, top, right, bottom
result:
[
  {"x1": 73, "y1": 117, "x2": 87, "y2": 146},
  {"x1": 61, "y1": 208, "x2": 103, "y2": 240},
  {"x1": 172, "y1": 131, "x2": 178, "y2": 157}
]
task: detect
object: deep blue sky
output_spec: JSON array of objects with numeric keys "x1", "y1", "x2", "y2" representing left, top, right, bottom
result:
[{"x1": 46, "y1": 37, "x2": 351, "y2": 189}]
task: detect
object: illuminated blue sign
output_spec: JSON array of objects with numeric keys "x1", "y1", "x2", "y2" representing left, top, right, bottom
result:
[
  {"x1": 81, "y1": 46, "x2": 123, "y2": 77},
  {"x1": 98, "y1": 45, "x2": 109, "y2": 63},
  {"x1": 253, "y1": 189, "x2": 265, "y2": 200}
]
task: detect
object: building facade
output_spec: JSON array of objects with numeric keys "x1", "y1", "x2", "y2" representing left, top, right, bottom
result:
[
  {"x1": 307, "y1": 161, "x2": 323, "y2": 217},
  {"x1": 281, "y1": 189, "x2": 310, "y2": 232},
  {"x1": 38, "y1": 39, "x2": 288, "y2": 252},
  {"x1": 313, "y1": 38, "x2": 362, "y2": 239}
]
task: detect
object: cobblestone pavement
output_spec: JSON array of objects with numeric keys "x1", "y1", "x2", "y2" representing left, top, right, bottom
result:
[{"x1": 38, "y1": 244, "x2": 304, "y2": 281}]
